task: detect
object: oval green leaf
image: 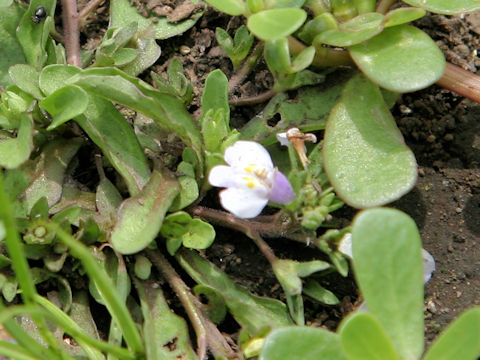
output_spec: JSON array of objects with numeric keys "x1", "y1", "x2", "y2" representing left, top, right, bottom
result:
[
  {"x1": 351, "y1": 208, "x2": 424, "y2": 360},
  {"x1": 383, "y1": 7, "x2": 426, "y2": 28},
  {"x1": 323, "y1": 74, "x2": 417, "y2": 208},
  {"x1": 204, "y1": 0, "x2": 245, "y2": 15},
  {"x1": 41, "y1": 85, "x2": 89, "y2": 130},
  {"x1": 349, "y1": 25, "x2": 445, "y2": 92},
  {"x1": 424, "y1": 307, "x2": 480, "y2": 360},
  {"x1": 401, "y1": 0, "x2": 480, "y2": 15},
  {"x1": 8, "y1": 64, "x2": 43, "y2": 99},
  {"x1": 260, "y1": 326, "x2": 347, "y2": 360},
  {"x1": 315, "y1": 12, "x2": 384, "y2": 47},
  {"x1": 111, "y1": 168, "x2": 180, "y2": 254},
  {"x1": 248, "y1": 8, "x2": 307, "y2": 40},
  {"x1": 340, "y1": 312, "x2": 401, "y2": 360},
  {"x1": 264, "y1": 38, "x2": 292, "y2": 74},
  {"x1": 0, "y1": 115, "x2": 33, "y2": 169}
]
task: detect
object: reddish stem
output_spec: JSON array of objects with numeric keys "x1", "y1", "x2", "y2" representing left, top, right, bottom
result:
[
  {"x1": 61, "y1": 0, "x2": 81, "y2": 66},
  {"x1": 436, "y1": 62, "x2": 480, "y2": 103}
]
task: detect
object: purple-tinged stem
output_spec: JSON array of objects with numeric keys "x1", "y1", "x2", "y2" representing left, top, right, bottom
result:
[
  {"x1": 61, "y1": 0, "x2": 81, "y2": 66},
  {"x1": 436, "y1": 62, "x2": 480, "y2": 103}
]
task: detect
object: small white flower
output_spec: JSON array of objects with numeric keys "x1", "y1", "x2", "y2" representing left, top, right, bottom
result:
[{"x1": 208, "y1": 141, "x2": 295, "y2": 218}]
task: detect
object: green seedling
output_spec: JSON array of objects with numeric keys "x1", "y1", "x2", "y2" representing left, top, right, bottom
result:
[{"x1": 216, "y1": 25, "x2": 254, "y2": 70}]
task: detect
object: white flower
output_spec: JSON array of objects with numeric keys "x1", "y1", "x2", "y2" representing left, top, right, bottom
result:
[{"x1": 208, "y1": 141, "x2": 295, "y2": 218}]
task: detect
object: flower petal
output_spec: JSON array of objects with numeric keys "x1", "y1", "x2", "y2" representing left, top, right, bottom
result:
[
  {"x1": 269, "y1": 170, "x2": 295, "y2": 204},
  {"x1": 208, "y1": 165, "x2": 236, "y2": 188},
  {"x1": 224, "y1": 141, "x2": 273, "y2": 170},
  {"x1": 219, "y1": 187, "x2": 269, "y2": 218}
]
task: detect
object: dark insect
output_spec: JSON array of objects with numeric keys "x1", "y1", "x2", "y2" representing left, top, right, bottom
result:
[{"x1": 31, "y1": 6, "x2": 47, "y2": 24}]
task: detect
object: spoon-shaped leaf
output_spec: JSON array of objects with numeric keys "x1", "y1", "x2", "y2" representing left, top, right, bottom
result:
[
  {"x1": 248, "y1": 8, "x2": 307, "y2": 40},
  {"x1": 323, "y1": 74, "x2": 417, "y2": 208},
  {"x1": 423, "y1": 307, "x2": 480, "y2": 360},
  {"x1": 352, "y1": 208, "x2": 424, "y2": 360},
  {"x1": 41, "y1": 85, "x2": 89, "y2": 130},
  {"x1": 0, "y1": 115, "x2": 33, "y2": 169},
  {"x1": 111, "y1": 167, "x2": 180, "y2": 254},
  {"x1": 383, "y1": 7, "x2": 426, "y2": 28},
  {"x1": 401, "y1": 0, "x2": 480, "y2": 15},
  {"x1": 315, "y1": 12, "x2": 384, "y2": 47},
  {"x1": 349, "y1": 25, "x2": 445, "y2": 92},
  {"x1": 260, "y1": 326, "x2": 347, "y2": 360},
  {"x1": 203, "y1": 0, "x2": 245, "y2": 15},
  {"x1": 340, "y1": 312, "x2": 401, "y2": 360}
]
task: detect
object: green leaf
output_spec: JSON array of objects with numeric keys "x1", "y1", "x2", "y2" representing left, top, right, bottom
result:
[
  {"x1": 95, "y1": 176, "x2": 123, "y2": 229},
  {"x1": 323, "y1": 74, "x2": 417, "y2": 208},
  {"x1": 264, "y1": 38, "x2": 292, "y2": 74},
  {"x1": 383, "y1": 7, "x2": 426, "y2": 28},
  {"x1": 248, "y1": 8, "x2": 307, "y2": 40},
  {"x1": 352, "y1": 208, "x2": 424, "y2": 360},
  {"x1": 314, "y1": 12, "x2": 384, "y2": 47},
  {"x1": 297, "y1": 13, "x2": 338, "y2": 44},
  {"x1": 110, "y1": 0, "x2": 204, "y2": 39},
  {"x1": 401, "y1": 0, "x2": 480, "y2": 15},
  {"x1": 423, "y1": 307, "x2": 480, "y2": 360},
  {"x1": 8, "y1": 64, "x2": 43, "y2": 99},
  {"x1": 160, "y1": 212, "x2": 215, "y2": 252},
  {"x1": 134, "y1": 255, "x2": 152, "y2": 280},
  {"x1": 193, "y1": 285, "x2": 227, "y2": 324},
  {"x1": 291, "y1": 46, "x2": 315, "y2": 72},
  {"x1": 111, "y1": 167, "x2": 180, "y2": 254},
  {"x1": 41, "y1": 85, "x2": 89, "y2": 130},
  {"x1": 349, "y1": 25, "x2": 445, "y2": 92},
  {"x1": 260, "y1": 326, "x2": 347, "y2": 360},
  {"x1": 73, "y1": 67, "x2": 204, "y2": 176},
  {"x1": 134, "y1": 278, "x2": 196, "y2": 360},
  {"x1": 177, "y1": 249, "x2": 292, "y2": 336},
  {"x1": 23, "y1": 138, "x2": 82, "y2": 213},
  {"x1": 39, "y1": 64, "x2": 81, "y2": 95},
  {"x1": 204, "y1": 0, "x2": 245, "y2": 15},
  {"x1": 76, "y1": 96, "x2": 151, "y2": 196},
  {"x1": 354, "y1": 0, "x2": 376, "y2": 13},
  {"x1": 0, "y1": 6, "x2": 25, "y2": 88},
  {"x1": 302, "y1": 279, "x2": 339, "y2": 305},
  {"x1": 16, "y1": 0, "x2": 56, "y2": 69},
  {"x1": 339, "y1": 312, "x2": 401, "y2": 360},
  {"x1": 181, "y1": 218, "x2": 215, "y2": 249},
  {"x1": 0, "y1": 114, "x2": 33, "y2": 169}
]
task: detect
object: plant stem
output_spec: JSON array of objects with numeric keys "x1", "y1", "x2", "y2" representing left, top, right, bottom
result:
[
  {"x1": 189, "y1": 206, "x2": 314, "y2": 245},
  {"x1": 436, "y1": 62, "x2": 480, "y2": 103},
  {"x1": 61, "y1": 0, "x2": 82, "y2": 67},
  {"x1": 146, "y1": 249, "x2": 236, "y2": 360},
  {"x1": 78, "y1": 0, "x2": 105, "y2": 22},
  {"x1": 376, "y1": 0, "x2": 397, "y2": 14},
  {"x1": 229, "y1": 88, "x2": 276, "y2": 106},
  {"x1": 228, "y1": 42, "x2": 264, "y2": 94}
]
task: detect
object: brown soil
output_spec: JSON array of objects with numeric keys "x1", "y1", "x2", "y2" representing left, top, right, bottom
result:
[{"x1": 77, "y1": 2, "x2": 480, "y2": 345}]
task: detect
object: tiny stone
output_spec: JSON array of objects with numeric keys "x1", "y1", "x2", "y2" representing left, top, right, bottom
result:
[
  {"x1": 427, "y1": 134, "x2": 436, "y2": 143},
  {"x1": 179, "y1": 45, "x2": 191, "y2": 55},
  {"x1": 418, "y1": 167, "x2": 425, "y2": 177},
  {"x1": 455, "y1": 207, "x2": 463, "y2": 213},
  {"x1": 444, "y1": 133, "x2": 454, "y2": 141}
]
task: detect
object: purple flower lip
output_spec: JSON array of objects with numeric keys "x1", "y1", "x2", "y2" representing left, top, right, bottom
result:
[{"x1": 269, "y1": 170, "x2": 295, "y2": 204}]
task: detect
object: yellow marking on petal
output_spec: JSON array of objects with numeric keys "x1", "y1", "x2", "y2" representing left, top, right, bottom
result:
[{"x1": 243, "y1": 176, "x2": 256, "y2": 188}]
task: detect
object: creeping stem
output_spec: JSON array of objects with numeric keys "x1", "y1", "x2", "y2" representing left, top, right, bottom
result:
[{"x1": 436, "y1": 62, "x2": 480, "y2": 103}]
